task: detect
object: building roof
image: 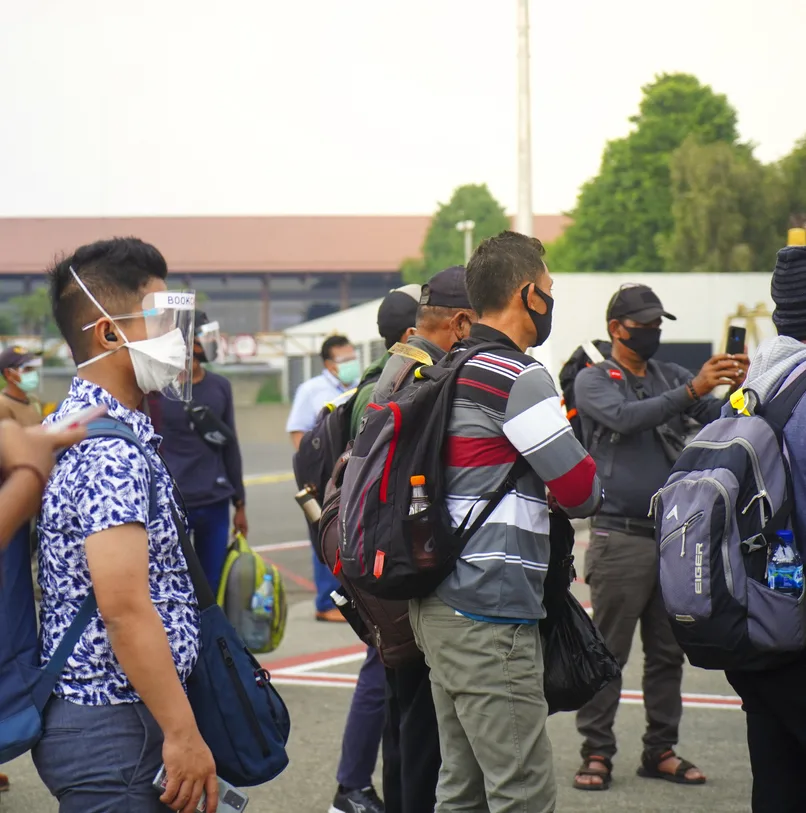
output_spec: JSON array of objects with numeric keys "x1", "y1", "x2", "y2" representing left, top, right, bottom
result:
[{"x1": 0, "y1": 214, "x2": 570, "y2": 275}]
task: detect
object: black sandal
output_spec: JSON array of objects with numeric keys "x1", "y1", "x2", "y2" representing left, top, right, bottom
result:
[
  {"x1": 637, "y1": 749, "x2": 706, "y2": 785},
  {"x1": 573, "y1": 755, "x2": 613, "y2": 791}
]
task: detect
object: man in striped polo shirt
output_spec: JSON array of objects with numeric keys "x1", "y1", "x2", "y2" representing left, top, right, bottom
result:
[{"x1": 409, "y1": 231, "x2": 603, "y2": 813}]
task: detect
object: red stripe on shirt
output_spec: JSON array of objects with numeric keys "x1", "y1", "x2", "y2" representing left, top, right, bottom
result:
[
  {"x1": 545, "y1": 455, "x2": 597, "y2": 508},
  {"x1": 456, "y1": 378, "x2": 509, "y2": 400},
  {"x1": 444, "y1": 435, "x2": 519, "y2": 468},
  {"x1": 473, "y1": 354, "x2": 524, "y2": 374}
]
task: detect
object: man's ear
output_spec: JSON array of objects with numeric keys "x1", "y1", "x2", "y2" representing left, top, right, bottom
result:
[
  {"x1": 608, "y1": 318, "x2": 625, "y2": 340},
  {"x1": 402, "y1": 327, "x2": 416, "y2": 342}
]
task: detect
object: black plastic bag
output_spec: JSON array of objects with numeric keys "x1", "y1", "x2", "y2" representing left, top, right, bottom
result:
[
  {"x1": 539, "y1": 509, "x2": 620, "y2": 715},
  {"x1": 540, "y1": 591, "x2": 620, "y2": 715}
]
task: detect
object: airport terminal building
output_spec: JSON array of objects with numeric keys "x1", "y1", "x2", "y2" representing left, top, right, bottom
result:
[{"x1": 0, "y1": 215, "x2": 569, "y2": 334}]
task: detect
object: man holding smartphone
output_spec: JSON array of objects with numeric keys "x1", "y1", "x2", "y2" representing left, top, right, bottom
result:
[{"x1": 572, "y1": 284, "x2": 749, "y2": 792}]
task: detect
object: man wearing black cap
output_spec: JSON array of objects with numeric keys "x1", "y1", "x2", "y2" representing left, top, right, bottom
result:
[
  {"x1": 372, "y1": 267, "x2": 475, "y2": 813},
  {"x1": 327, "y1": 284, "x2": 420, "y2": 813},
  {"x1": 0, "y1": 346, "x2": 43, "y2": 427},
  {"x1": 348, "y1": 284, "x2": 420, "y2": 436},
  {"x1": 572, "y1": 283, "x2": 747, "y2": 792},
  {"x1": 159, "y1": 312, "x2": 247, "y2": 595},
  {"x1": 724, "y1": 245, "x2": 806, "y2": 813}
]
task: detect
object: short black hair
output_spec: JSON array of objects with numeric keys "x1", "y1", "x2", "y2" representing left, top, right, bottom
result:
[
  {"x1": 321, "y1": 335, "x2": 351, "y2": 362},
  {"x1": 49, "y1": 237, "x2": 169, "y2": 364},
  {"x1": 465, "y1": 231, "x2": 546, "y2": 316}
]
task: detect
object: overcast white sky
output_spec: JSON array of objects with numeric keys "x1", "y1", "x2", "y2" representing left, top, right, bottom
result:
[{"x1": 1, "y1": 0, "x2": 804, "y2": 218}]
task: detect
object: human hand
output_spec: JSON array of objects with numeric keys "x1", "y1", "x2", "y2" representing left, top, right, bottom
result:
[
  {"x1": 691, "y1": 354, "x2": 746, "y2": 397},
  {"x1": 160, "y1": 727, "x2": 218, "y2": 813},
  {"x1": 233, "y1": 505, "x2": 248, "y2": 537},
  {"x1": 727, "y1": 353, "x2": 750, "y2": 393},
  {"x1": 0, "y1": 421, "x2": 86, "y2": 486}
]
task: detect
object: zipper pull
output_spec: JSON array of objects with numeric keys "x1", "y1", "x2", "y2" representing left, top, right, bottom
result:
[
  {"x1": 680, "y1": 523, "x2": 687, "y2": 558},
  {"x1": 648, "y1": 490, "x2": 661, "y2": 519}
]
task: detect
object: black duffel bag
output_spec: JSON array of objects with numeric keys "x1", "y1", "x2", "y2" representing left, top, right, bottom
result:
[{"x1": 540, "y1": 510, "x2": 621, "y2": 715}]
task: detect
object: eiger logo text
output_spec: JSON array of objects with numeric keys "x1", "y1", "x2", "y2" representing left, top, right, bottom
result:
[{"x1": 694, "y1": 543, "x2": 704, "y2": 594}]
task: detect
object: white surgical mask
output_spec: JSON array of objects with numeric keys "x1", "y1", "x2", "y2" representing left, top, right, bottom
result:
[
  {"x1": 71, "y1": 268, "x2": 189, "y2": 395},
  {"x1": 125, "y1": 328, "x2": 188, "y2": 394}
]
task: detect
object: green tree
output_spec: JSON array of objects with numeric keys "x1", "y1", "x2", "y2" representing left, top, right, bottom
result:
[
  {"x1": 10, "y1": 287, "x2": 57, "y2": 337},
  {"x1": 779, "y1": 137, "x2": 806, "y2": 228},
  {"x1": 401, "y1": 184, "x2": 510, "y2": 283},
  {"x1": 553, "y1": 73, "x2": 740, "y2": 274},
  {"x1": 658, "y1": 137, "x2": 781, "y2": 274}
]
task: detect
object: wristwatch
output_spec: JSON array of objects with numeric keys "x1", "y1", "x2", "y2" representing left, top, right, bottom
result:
[{"x1": 233, "y1": 499, "x2": 245, "y2": 510}]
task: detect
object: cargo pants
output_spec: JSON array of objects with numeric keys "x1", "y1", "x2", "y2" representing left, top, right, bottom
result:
[
  {"x1": 410, "y1": 595, "x2": 555, "y2": 813},
  {"x1": 576, "y1": 525, "x2": 685, "y2": 762}
]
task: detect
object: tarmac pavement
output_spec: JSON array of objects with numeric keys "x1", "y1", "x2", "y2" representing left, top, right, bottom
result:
[{"x1": 0, "y1": 427, "x2": 754, "y2": 812}]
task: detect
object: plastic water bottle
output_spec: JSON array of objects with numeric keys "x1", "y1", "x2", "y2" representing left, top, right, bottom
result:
[
  {"x1": 767, "y1": 531, "x2": 804, "y2": 597},
  {"x1": 251, "y1": 573, "x2": 275, "y2": 615},
  {"x1": 409, "y1": 475, "x2": 437, "y2": 570}
]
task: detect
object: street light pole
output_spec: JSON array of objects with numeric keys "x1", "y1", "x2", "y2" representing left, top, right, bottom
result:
[
  {"x1": 456, "y1": 220, "x2": 476, "y2": 264},
  {"x1": 516, "y1": 0, "x2": 533, "y2": 237}
]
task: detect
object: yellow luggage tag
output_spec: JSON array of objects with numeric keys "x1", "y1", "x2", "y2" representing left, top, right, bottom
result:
[
  {"x1": 388, "y1": 342, "x2": 433, "y2": 367},
  {"x1": 730, "y1": 388, "x2": 751, "y2": 417}
]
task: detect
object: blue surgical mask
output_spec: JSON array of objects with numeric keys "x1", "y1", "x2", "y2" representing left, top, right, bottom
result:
[
  {"x1": 336, "y1": 359, "x2": 360, "y2": 387},
  {"x1": 18, "y1": 371, "x2": 40, "y2": 393}
]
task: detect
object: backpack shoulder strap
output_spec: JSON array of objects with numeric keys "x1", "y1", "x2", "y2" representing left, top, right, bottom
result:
[
  {"x1": 759, "y1": 370, "x2": 806, "y2": 435},
  {"x1": 80, "y1": 417, "x2": 160, "y2": 522}
]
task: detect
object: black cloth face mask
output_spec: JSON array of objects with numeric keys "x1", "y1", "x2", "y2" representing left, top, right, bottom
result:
[
  {"x1": 521, "y1": 284, "x2": 554, "y2": 347},
  {"x1": 620, "y1": 325, "x2": 661, "y2": 360}
]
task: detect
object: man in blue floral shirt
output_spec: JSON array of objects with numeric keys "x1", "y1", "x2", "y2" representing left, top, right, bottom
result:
[{"x1": 34, "y1": 238, "x2": 218, "y2": 813}]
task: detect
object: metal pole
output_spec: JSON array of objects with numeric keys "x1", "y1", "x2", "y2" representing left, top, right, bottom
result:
[{"x1": 516, "y1": 0, "x2": 533, "y2": 237}]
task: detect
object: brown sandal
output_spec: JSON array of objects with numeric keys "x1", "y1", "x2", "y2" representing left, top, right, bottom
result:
[
  {"x1": 573, "y1": 755, "x2": 612, "y2": 791},
  {"x1": 637, "y1": 749, "x2": 706, "y2": 785}
]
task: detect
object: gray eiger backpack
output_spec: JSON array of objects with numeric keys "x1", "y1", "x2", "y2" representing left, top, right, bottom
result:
[{"x1": 652, "y1": 371, "x2": 806, "y2": 671}]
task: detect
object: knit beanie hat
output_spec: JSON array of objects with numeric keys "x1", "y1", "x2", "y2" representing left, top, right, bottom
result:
[{"x1": 772, "y1": 246, "x2": 806, "y2": 340}]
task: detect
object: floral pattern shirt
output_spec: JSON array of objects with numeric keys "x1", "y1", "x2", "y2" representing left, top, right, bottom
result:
[{"x1": 38, "y1": 378, "x2": 200, "y2": 704}]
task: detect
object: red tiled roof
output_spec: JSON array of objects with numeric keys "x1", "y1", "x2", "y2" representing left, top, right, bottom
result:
[{"x1": 0, "y1": 215, "x2": 570, "y2": 275}]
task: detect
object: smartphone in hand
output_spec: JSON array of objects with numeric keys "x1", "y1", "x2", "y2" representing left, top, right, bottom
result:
[
  {"x1": 726, "y1": 326, "x2": 747, "y2": 356},
  {"x1": 153, "y1": 764, "x2": 249, "y2": 812}
]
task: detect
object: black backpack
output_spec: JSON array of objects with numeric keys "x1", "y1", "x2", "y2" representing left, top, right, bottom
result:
[
  {"x1": 292, "y1": 367, "x2": 382, "y2": 544},
  {"x1": 338, "y1": 342, "x2": 528, "y2": 600},
  {"x1": 559, "y1": 340, "x2": 611, "y2": 441}
]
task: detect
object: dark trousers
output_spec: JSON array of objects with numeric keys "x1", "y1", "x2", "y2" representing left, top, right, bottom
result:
[
  {"x1": 383, "y1": 658, "x2": 440, "y2": 813},
  {"x1": 187, "y1": 499, "x2": 231, "y2": 596},
  {"x1": 33, "y1": 699, "x2": 168, "y2": 812},
  {"x1": 576, "y1": 526, "x2": 684, "y2": 761},
  {"x1": 307, "y1": 523, "x2": 340, "y2": 613},
  {"x1": 336, "y1": 646, "x2": 386, "y2": 790},
  {"x1": 727, "y1": 658, "x2": 806, "y2": 813}
]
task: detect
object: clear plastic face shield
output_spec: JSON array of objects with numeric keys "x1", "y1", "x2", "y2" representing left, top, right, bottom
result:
[
  {"x1": 72, "y1": 267, "x2": 196, "y2": 401},
  {"x1": 196, "y1": 320, "x2": 222, "y2": 364}
]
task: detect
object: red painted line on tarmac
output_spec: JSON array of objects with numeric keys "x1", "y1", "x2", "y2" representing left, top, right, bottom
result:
[
  {"x1": 261, "y1": 556, "x2": 316, "y2": 592},
  {"x1": 260, "y1": 643, "x2": 367, "y2": 672}
]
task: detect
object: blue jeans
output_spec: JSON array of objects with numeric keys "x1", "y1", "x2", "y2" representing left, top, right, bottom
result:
[
  {"x1": 33, "y1": 699, "x2": 168, "y2": 813},
  {"x1": 187, "y1": 500, "x2": 231, "y2": 595},
  {"x1": 309, "y1": 524, "x2": 340, "y2": 613},
  {"x1": 337, "y1": 646, "x2": 386, "y2": 790}
]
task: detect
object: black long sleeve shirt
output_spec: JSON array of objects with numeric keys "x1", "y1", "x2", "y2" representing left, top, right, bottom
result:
[
  {"x1": 158, "y1": 371, "x2": 246, "y2": 510},
  {"x1": 575, "y1": 360, "x2": 722, "y2": 520}
]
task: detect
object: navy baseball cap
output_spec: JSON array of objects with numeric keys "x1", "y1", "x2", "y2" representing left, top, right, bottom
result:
[{"x1": 420, "y1": 266, "x2": 473, "y2": 310}]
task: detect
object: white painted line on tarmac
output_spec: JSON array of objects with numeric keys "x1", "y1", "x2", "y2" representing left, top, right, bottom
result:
[
  {"x1": 280, "y1": 653, "x2": 368, "y2": 676},
  {"x1": 253, "y1": 540, "x2": 311, "y2": 553},
  {"x1": 273, "y1": 653, "x2": 743, "y2": 711}
]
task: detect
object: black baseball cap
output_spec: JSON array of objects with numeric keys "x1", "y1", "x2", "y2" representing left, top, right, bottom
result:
[
  {"x1": 420, "y1": 266, "x2": 473, "y2": 310},
  {"x1": 0, "y1": 346, "x2": 37, "y2": 370},
  {"x1": 377, "y1": 284, "x2": 420, "y2": 344},
  {"x1": 607, "y1": 284, "x2": 676, "y2": 323}
]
